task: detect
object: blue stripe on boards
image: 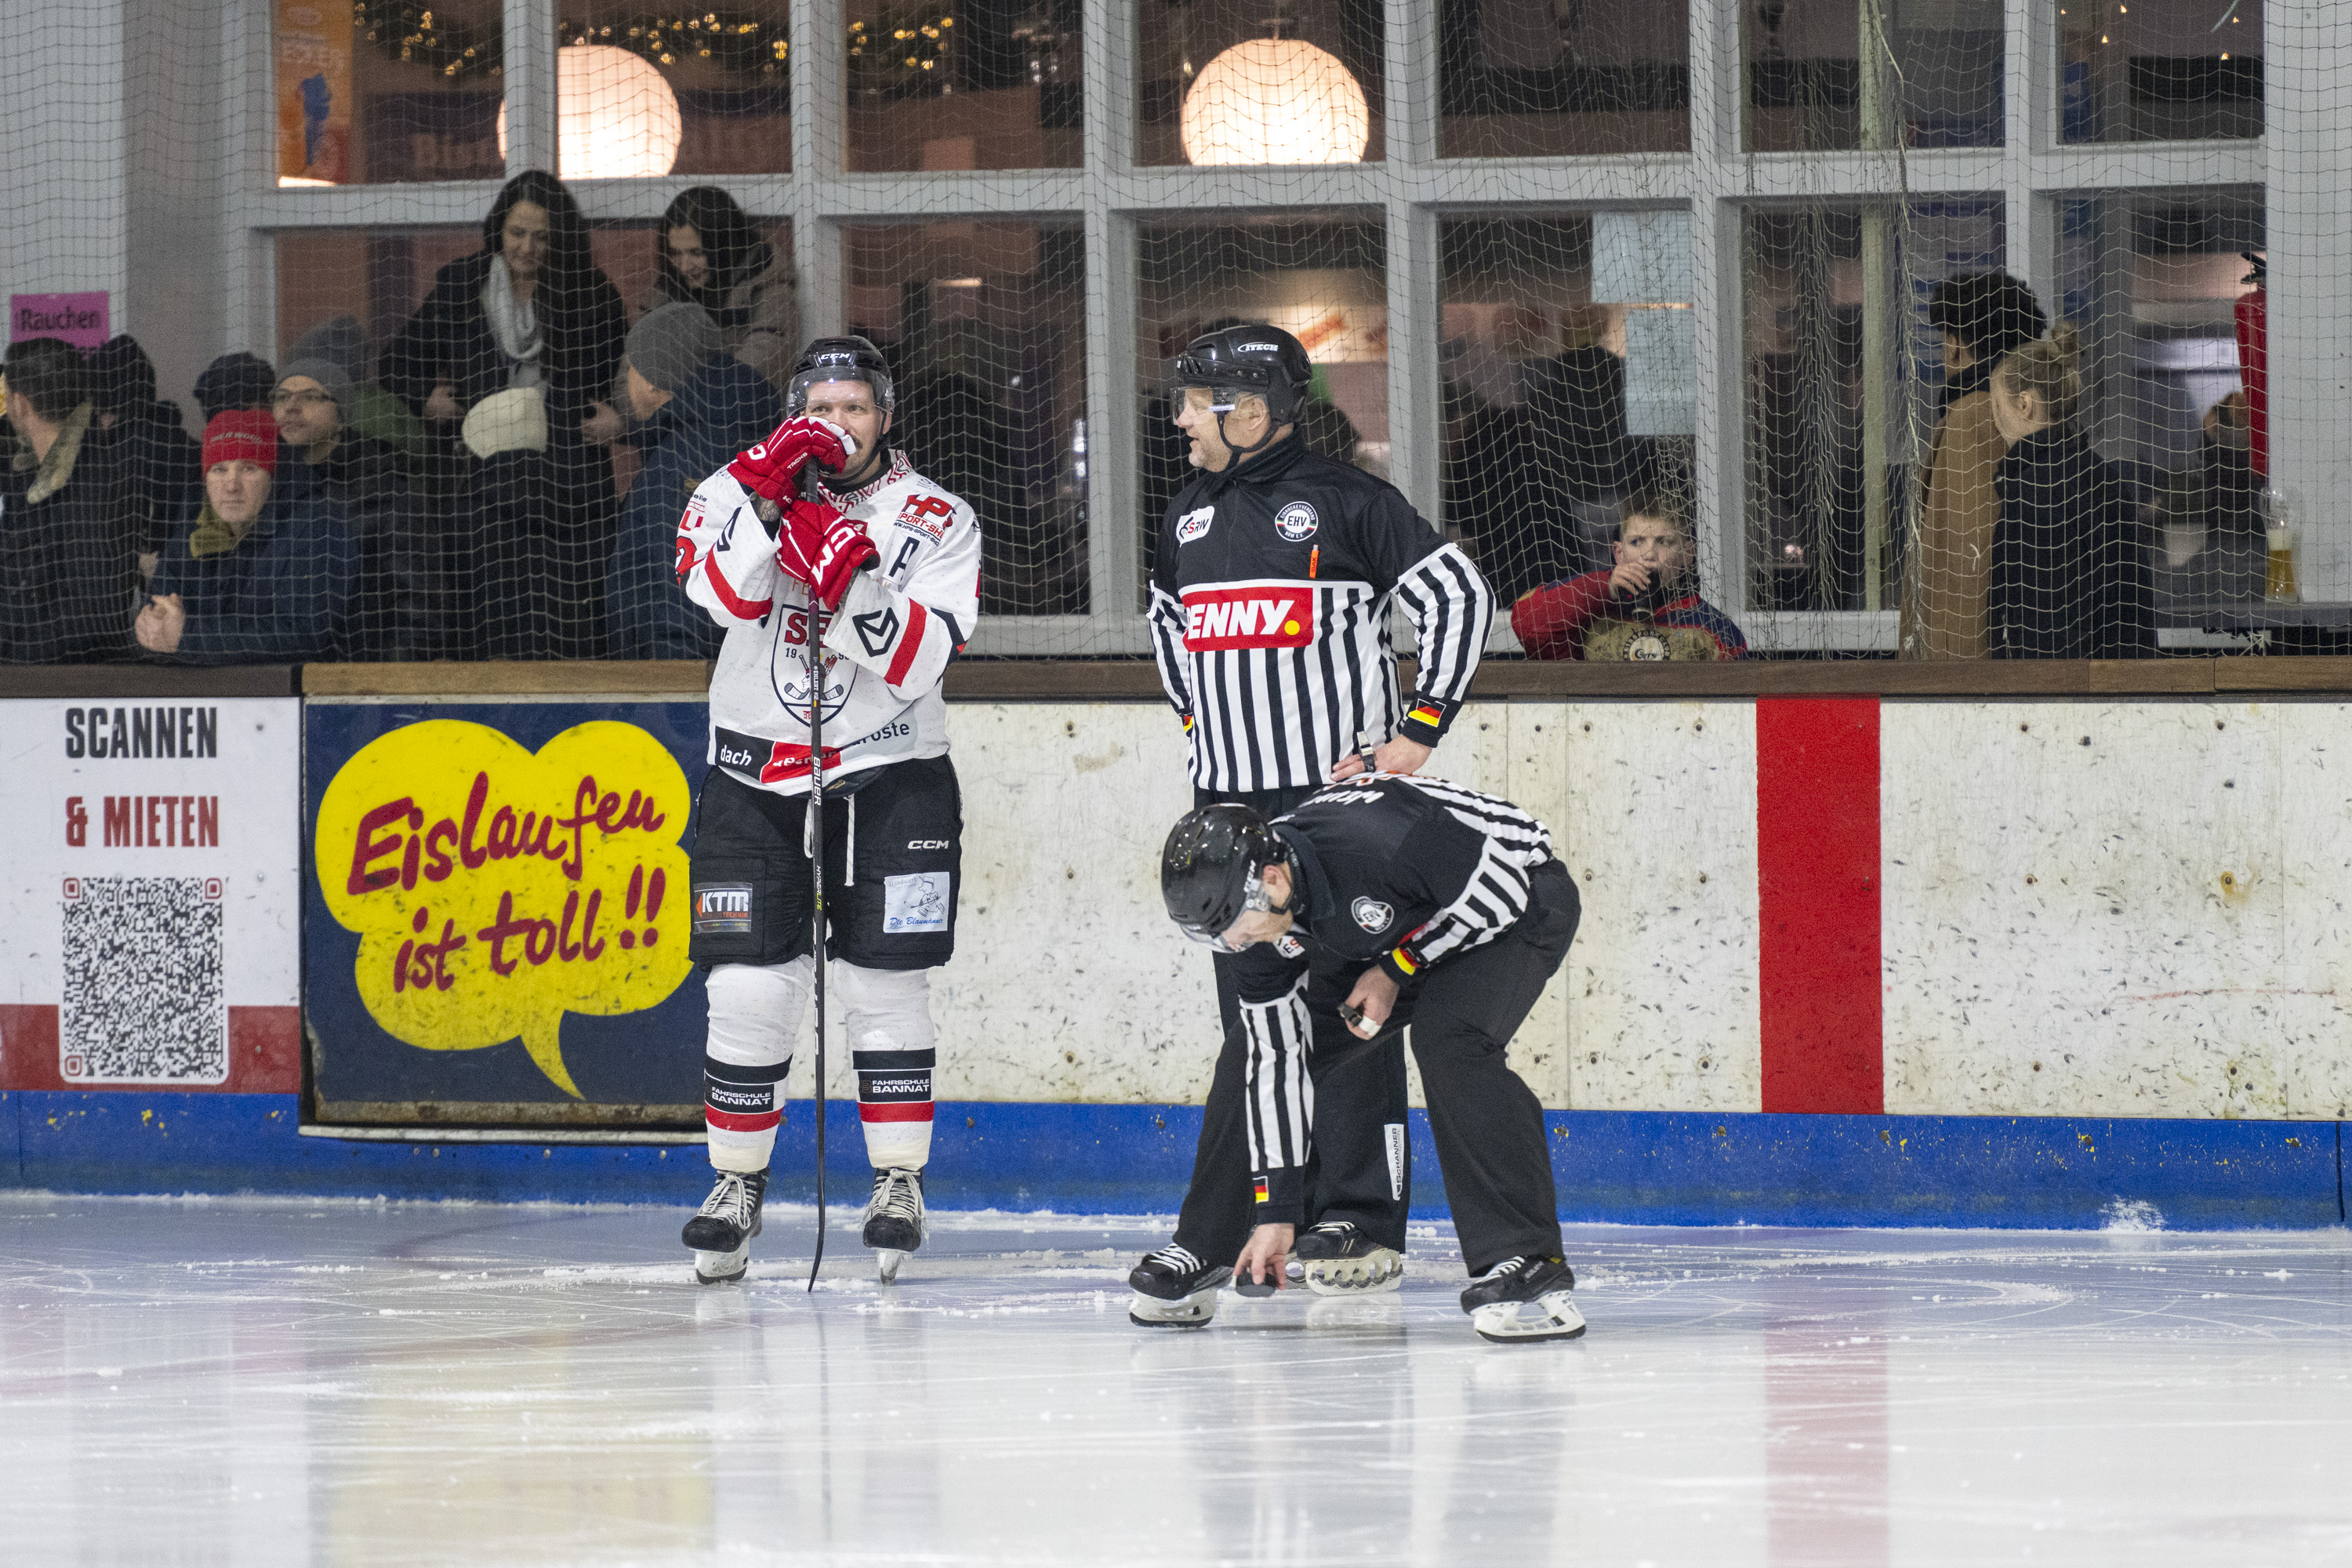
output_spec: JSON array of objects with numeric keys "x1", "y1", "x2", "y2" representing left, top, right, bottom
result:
[{"x1": 6, "y1": 1094, "x2": 2341, "y2": 1230}]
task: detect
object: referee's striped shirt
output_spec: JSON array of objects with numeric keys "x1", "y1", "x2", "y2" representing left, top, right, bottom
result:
[{"x1": 1147, "y1": 437, "x2": 1493, "y2": 794}]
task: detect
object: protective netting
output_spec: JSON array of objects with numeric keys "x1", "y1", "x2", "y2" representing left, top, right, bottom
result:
[{"x1": 0, "y1": 0, "x2": 2325, "y2": 666}]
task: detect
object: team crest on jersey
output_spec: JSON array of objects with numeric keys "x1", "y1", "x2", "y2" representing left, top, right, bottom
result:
[
  {"x1": 1273, "y1": 502, "x2": 1319, "y2": 543},
  {"x1": 1175, "y1": 506, "x2": 1214, "y2": 545},
  {"x1": 777, "y1": 638, "x2": 853, "y2": 723},
  {"x1": 1352, "y1": 896, "x2": 1394, "y2": 934}
]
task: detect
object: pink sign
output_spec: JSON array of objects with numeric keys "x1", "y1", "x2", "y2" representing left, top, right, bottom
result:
[{"x1": 10, "y1": 292, "x2": 111, "y2": 351}]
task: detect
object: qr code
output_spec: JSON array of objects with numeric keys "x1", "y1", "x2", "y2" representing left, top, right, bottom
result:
[{"x1": 60, "y1": 877, "x2": 228, "y2": 1084}]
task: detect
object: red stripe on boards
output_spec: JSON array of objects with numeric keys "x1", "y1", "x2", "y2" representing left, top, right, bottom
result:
[{"x1": 1755, "y1": 699, "x2": 1882, "y2": 1114}]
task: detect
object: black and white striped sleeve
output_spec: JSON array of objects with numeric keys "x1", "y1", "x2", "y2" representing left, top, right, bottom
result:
[
  {"x1": 1381, "y1": 836, "x2": 1533, "y2": 984},
  {"x1": 1378, "y1": 777, "x2": 1554, "y2": 984},
  {"x1": 1146, "y1": 579, "x2": 1194, "y2": 729},
  {"x1": 1241, "y1": 978, "x2": 1316, "y2": 1225},
  {"x1": 1392, "y1": 542, "x2": 1493, "y2": 747}
]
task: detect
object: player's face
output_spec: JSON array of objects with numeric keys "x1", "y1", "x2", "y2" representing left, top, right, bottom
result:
[
  {"x1": 800, "y1": 379, "x2": 890, "y2": 477},
  {"x1": 1217, "y1": 906, "x2": 1294, "y2": 950},
  {"x1": 1613, "y1": 517, "x2": 1693, "y2": 583}
]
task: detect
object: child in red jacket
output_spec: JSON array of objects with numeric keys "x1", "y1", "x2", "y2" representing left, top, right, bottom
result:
[{"x1": 1510, "y1": 488, "x2": 1747, "y2": 661}]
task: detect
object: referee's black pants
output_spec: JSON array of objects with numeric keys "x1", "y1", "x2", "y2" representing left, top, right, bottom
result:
[
  {"x1": 1407, "y1": 858, "x2": 1580, "y2": 1276},
  {"x1": 1169, "y1": 785, "x2": 1413, "y2": 1265}
]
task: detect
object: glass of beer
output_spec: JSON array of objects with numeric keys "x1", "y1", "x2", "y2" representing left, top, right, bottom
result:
[{"x1": 2266, "y1": 528, "x2": 2300, "y2": 603}]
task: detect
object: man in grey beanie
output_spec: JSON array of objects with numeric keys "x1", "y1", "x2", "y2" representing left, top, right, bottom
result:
[
  {"x1": 272, "y1": 358, "x2": 412, "y2": 657},
  {"x1": 608, "y1": 300, "x2": 781, "y2": 657},
  {"x1": 623, "y1": 302, "x2": 725, "y2": 422}
]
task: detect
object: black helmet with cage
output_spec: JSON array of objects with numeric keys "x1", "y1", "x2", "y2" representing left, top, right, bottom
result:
[
  {"x1": 786, "y1": 335, "x2": 895, "y2": 418},
  {"x1": 1171, "y1": 324, "x2": 1312, "y2": 461},
  {"x1": 1160, "y1": 803, "x2": 1296, "y2": 949}
]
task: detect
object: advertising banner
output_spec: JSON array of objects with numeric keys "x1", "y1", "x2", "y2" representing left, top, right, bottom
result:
[
  {"x1": 304, "y1": 701, "x2": 710, "y2": 1123},
  {"x1": 274, "y1": 0, "x2": 352, "y2": 183},
  {"x1": 0, "y1": 698, "x2": 303, "y2": 1094}
]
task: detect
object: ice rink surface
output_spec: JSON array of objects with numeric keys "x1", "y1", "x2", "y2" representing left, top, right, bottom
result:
[{"x1": 2, "y1": 1195, "x2": 2349, "y2": 1567}]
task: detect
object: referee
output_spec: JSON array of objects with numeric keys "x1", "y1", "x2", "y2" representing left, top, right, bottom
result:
[{"x1": 1128, "y1": 323, "x2": 1493, "y2": 1326}]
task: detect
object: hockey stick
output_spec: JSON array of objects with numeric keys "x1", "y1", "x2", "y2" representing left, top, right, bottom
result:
[{"x1": 804, "y1": 570, "x2": 829, "y2": 1294}]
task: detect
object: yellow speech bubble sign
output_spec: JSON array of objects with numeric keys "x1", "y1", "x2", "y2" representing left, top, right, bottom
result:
[{"x1": 315, "y1": 718, "x2": 696, "y2": 1098}]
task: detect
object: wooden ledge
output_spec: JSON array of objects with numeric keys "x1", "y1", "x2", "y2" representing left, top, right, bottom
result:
[{"x1": 300, "y1": 661, "x2": 713, "y2": 696}]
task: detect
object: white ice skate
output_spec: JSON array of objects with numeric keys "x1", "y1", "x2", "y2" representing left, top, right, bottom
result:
[
  {"x1": 862, "y1": 1167, "x2": 927, "y2": 1283},
  {"x1": 1127, "y1": 1243, "x2": 1229, "y2": 1327},
  {"x1": 682, "y1": 1168, "x2": 767, "y2": 1286},
  {"x1": 1293, "y1": 1221, "x2": 1404, "y2": 1296},
  {"x1": 1461, "y1": 1254, "x2": 1586, "y2": 1343}
]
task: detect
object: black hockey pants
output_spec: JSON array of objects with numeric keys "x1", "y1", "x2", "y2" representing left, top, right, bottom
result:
[
  {"x1": 1407, "y1": 858, "x2": 1580, "y2": 1276},
  {"x1": 1170, "y1": 785, "x2": 1413, "y2": 1263}
]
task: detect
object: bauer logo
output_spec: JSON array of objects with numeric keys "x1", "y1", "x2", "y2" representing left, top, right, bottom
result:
[
  {"x1": 1181, "y1": 585, "x2": 1313, "y2": 651},
  {"x1": 1272, "y1": 502, "x2": 1319, "y2": 543},
  {"x1": 1174, "y1": 506, "x2": 1214, "y2": 546},
  {"x1": 694, "y1": 884, "x2": 754, "y2": 935},
  {"x1": 1352, "y1": 896, "x2": 1394, "y2": 933}
]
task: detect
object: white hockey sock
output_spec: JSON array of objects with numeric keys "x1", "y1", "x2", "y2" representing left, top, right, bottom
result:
[
  {"x1": 836, "y1": 963, "x2": 937, "y2": 1171},
  {"x1": 703, "y1": 956, "x2": 812, "y2": 1173}
]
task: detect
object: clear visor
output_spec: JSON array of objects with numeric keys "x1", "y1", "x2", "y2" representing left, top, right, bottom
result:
[
  {"x1": 787, "y1": 368, "x2": 891, "y2": 417},
  {"x1": 1174, "y1": 865, "x2": 1276, "y2": 953}
]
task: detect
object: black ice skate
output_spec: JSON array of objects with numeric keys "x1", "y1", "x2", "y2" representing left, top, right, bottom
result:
[
  {"x1": 862, "y1": 1167, "x2": 927, "y2": 1283},
  {"x1": 1127, "y1": 1243, "x2": 1230, "y2": 1327},
  {"x1": 1294, "y1": 1221, "x2": 1404, "y2": 1296},
  {"x1": 1459, "y1": 1254, "x2": 1585, "y2": 1343},
  {"x1": 682, "y1": 1168, "x2": 767, "y2": 1286}
]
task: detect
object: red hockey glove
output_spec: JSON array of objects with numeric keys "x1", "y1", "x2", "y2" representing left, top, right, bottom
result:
[
  {"x1": 727, "y1": 416, "x2": 855, "y2": 503},
  {"x1": 775, "y1": 499, "x2": 880, "y2": 612}
]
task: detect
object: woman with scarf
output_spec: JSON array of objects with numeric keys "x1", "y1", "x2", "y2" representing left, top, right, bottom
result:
[{"x1": 381, "y1": 170, "x2": 627, "y2": 659}]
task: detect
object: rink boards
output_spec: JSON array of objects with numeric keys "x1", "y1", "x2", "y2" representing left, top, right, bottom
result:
[{"x1": 2, "y1": 685, "x2": 2348, "y2": 1226}]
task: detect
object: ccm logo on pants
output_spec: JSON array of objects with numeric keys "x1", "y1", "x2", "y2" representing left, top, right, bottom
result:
[{"x1": 906, "y1": 839, "x2": 950, "y2": 850}]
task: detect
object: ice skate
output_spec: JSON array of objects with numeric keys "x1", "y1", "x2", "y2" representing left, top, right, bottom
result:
[
  {"x1": 1127, "y1": 1243, "x2": 1230, "y2": 1327},
  {"x1": 1294, "y1": 1220, "x2": 1404, "y2": 1296},
  {"x1": 862, "y1": 1167, "x2": 927, "y2": 1283},
  {"x1": 682, "y1": 1168, "x2": 767, "y2": 1286},
  {"x1": 1460, "y1": 1254, "x2": 1585, "y2": 1343}
]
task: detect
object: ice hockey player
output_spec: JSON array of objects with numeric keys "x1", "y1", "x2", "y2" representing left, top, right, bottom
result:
[
  {"x1": 1159, "y1": 775, "x2": 1588, "y2": 1343},
  {"x1": 1510, "y1": 486, "x2": 1748, "y2": 661},
  {"x1": 670, "y1": 336, "x2": 980, "y2": 1285},
  {"x1": 1131, "y1": 324, "x2": 1494, "y2": 1327}
]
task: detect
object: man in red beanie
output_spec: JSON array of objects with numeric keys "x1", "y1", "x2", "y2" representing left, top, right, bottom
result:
[{"x1": 136, "y1": 409, "x2": 356, "y2": 662}]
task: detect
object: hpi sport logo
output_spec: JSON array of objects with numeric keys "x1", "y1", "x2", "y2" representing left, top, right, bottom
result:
[{"x1": 314, "y1": 719, "x2": 695, "y2": 1097}]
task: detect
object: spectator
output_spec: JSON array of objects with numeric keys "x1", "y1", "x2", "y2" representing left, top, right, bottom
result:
[
  {"x1": 138, "y1": 410, "x2": 355, "y2": 663},
  {"x1": 88, "y1": 335, "x2": 204, "y2": 560},
  {"x1": 273, "y1": 359, "x2": 415, "y2": 658},
  {"x1": 286, "y1": 314, "x2": 429, "y2": 456},
  {"x1": 381, "y1": 169, "x2": 627, "y2": 660},
  {"x1": 640, "y1": 186, "x2": 799, "y2": 393},
  {"x1": 0, "y1": 337, "x2": 139, "y2": 663},
  {"x1": 1904, "y1": 272, "x2": 2047, "y2": 660},
  {"x1": 605, "y1": 302, "x2": 781, "y2": 659},
  {"x1": 193, "y1": 352, "x2": 278, "y2": 423},
  {"x1": 1510, "y1": 485, "x2": 1747, "y2": 661},
  {"x1": 1985, "y1": 326, "x2": 2154, "y2": 659}
]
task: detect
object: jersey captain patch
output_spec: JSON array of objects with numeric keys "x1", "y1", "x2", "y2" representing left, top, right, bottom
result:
[{"x1": 1181, "y1": 585, "x2": 1314, "y2": 651}]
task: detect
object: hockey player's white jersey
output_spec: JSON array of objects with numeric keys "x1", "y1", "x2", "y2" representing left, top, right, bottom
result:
[{"x1": 677, "y1": 449, "x2": 980, "y2": 796}]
